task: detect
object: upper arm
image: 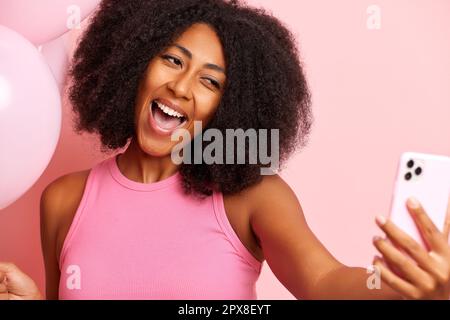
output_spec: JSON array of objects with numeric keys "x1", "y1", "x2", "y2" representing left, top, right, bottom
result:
[
  {"x1": 40, "y1": 176, "x2": 70, "y2": 300},
  {"x1": 249, "y1": 175, "x2": 344, "y2": 299}
]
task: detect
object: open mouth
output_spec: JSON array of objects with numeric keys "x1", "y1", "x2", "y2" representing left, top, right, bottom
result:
[{"x1": 149, "y1": 99, "x2": 188, "y2": 133}]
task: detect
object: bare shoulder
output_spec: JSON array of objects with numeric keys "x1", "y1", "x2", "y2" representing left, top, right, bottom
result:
[
  {"x1": 243, "y1": 174, "x2": 304, "y2": 218},
  {"x1": 39, "y1": 169, "x2": 91, "y2": 299},
  {"x1": 41, "y1": 169, "x2": 91, "y2": 217},
  {"x1": 232, "y1": 173, "x2": 307, "y2": 250},
  {"x1": 40, "y1": 169, "x2": 91, "y2": 264},
  {"x1": 242, "y1": 175, "x2": 343, "y2": 299}
]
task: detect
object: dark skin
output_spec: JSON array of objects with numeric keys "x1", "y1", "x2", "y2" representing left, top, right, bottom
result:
[{"x1": 1, "y1": 23, "x2": 450, "y2": 300}]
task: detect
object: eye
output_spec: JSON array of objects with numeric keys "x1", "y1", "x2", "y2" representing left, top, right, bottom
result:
[
  {"x1": 202, "y1": 78, "x2": 221, "y2": 90},
  {"x1": 162, "y1": 55, "x2": 182, "y2": 67}
]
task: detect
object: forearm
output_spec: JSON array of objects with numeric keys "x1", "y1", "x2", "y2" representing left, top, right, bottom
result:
[{"x1": 310, "y1": 266, "x2": 403, "y2": 300}]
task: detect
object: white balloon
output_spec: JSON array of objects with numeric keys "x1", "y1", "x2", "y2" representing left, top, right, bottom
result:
[{"x1": 0, "y1": 25, "x2": 61, "y2": 210}]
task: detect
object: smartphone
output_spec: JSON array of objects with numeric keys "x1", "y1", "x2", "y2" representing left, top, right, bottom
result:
[{"x1": 389, "y1": 152, "x2": 450, "y2": 248}]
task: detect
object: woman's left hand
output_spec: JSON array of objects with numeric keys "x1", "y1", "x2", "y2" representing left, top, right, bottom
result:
[{"x1": 372, "y1": 197, "x2": 450, "y2": 300}]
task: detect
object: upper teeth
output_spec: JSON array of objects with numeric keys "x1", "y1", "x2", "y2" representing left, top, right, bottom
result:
[{"x1": 154, "y1": 101, "x2": 184, "y2": 118}]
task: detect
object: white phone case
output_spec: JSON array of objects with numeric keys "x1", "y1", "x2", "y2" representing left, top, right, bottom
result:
[{"x1": 389, "y1": 152, "x2": 450, "y2": 247}]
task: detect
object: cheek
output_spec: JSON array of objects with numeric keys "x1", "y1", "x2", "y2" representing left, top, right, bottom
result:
[
  {"x1": 144, "y1": 66, "x2": 167, "y2": 90},
  {"x1": 142, "y1": 58, "x2": 176, "y2": 90},
  {"x1": 193, "y1": 94, "x2": 221, "y2": 124}
]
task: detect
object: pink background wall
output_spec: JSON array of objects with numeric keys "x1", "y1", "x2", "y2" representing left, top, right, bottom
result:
[{"x1": 1, "y1": 0, "x2": 449, "y2": 299}]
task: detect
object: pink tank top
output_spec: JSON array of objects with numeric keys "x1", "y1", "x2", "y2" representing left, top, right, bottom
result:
[{"x1": 58, "y1": 153, "x2": 262, "y2": 300}]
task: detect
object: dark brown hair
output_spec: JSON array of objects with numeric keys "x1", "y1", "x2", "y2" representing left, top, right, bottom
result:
[{"x1": 69, "y1": 0, "x2": 313, "y2": 197}]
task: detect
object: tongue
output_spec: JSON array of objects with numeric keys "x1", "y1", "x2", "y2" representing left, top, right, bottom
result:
[{"x1": 153, "y1": 106, "x2": 182, "y2": 130}]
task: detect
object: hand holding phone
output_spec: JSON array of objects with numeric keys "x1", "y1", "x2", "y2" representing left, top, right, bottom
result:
[
  {"x1": 372, "y1": 152, "x2": 450, "y2": 300},
  {"x1": 388, "y1": 152, "x2": 450, "y2": 247}
]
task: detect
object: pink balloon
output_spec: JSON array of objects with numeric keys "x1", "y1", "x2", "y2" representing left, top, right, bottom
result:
[
  {"x1": 39, "y1": 33, "x2": 71, "y2": 93},
  {"x1": 0, "y1": 0, "x2": 100, "y2": 45},
  {"x1": 38, "y1": 15, "x2": 92, "y2": 93},
  {"x1": 0, "y1": 25, "x2": 61, "y2": 210}
]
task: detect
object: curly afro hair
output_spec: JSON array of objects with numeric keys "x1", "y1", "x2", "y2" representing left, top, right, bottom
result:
[{"x1": 68, "y1": 0, "x2": 313, "y2": 197}]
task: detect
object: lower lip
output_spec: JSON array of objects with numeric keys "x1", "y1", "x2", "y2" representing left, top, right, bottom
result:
[{"x1": 147, "y1": 102, "x2": 187, "y2": 137}]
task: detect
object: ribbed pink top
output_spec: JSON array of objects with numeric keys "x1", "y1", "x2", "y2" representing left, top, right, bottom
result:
[{"x1": 58, "y1": 153, "x2": 262, "y2": 300}]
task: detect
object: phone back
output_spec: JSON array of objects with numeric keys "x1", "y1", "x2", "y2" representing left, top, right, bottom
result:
[{"x1": 389, "y1": 152, "x2": 450, "y2": 246}]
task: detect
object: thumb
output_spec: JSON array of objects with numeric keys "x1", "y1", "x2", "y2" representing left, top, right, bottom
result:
[
  {"x1": 0, "y1": 262, "x2": 18, "y2": 290},
  {"x1": 0, "y1": 270, "x2": 8, "y2": 295},
  {"x1": 0, "y1": 262, "x2": 26, "y2": 290},
  {"x1": 0, "y1": 262, "x2": 17, "y2": 276},
  {"x1": 0, "y1": 262, "x2": 42, "y2": 300}
]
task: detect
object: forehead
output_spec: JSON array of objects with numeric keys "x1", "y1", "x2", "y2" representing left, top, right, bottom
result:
[{"x1": 172, "y1": 23, "x2": 225, "y2": 68}]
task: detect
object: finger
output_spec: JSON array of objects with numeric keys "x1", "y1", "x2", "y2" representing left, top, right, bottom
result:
[
  {"x1": 443, "y1": 196, "x2": 450, "y2": 240},
  {"x1": 379, "y1": 251, "x2": 405, "y2": 279},
  {"x1": 373, "y1": 236, "x2": 435, "y2": 290},
  {"x1": 373, "y1": 239, "x2": 406, "y2": 278},
  {"x1": 375, "y1": 216, "x2": 438, "y2": 277},
  {"x1": 0, "y1": 262, "x2": 16, "y2": 274},
  {"x1": 373, "y1": 257, "x2": 422, "y2": 300},
  {"x1": 0, "y1": 281, "x2": 7, "y2": 293},
  {"x1": 0, "y1": 271, "x2": 8, "y2": 294},
  {"x1": 406, "y1": 197, "x2": 448, "y2": 252}
]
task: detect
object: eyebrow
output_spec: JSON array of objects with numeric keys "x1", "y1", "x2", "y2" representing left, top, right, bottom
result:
[{"x1": 173, "y1": 44, "x2": 225, "y2": 74}]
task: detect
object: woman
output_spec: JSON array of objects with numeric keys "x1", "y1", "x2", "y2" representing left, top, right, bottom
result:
[{"x1": 1, "y1": 0, "x2": 449, "y2": 300}]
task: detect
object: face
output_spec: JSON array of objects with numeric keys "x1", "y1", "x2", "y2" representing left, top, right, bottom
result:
[{"x1": 134, "y1": 23, "x2": 227, "y2": 157}]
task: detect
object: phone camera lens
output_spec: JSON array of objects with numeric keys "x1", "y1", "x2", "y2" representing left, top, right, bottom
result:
[
  {"x1": 407, "y1": 160, "x2": 414, "y2": 168},
  {"x1": 415, "y1": 167, "x2": 422, "y2": 175},
  {"x1": 405, "y1": 172, "x2": 412, "y2": 181}
]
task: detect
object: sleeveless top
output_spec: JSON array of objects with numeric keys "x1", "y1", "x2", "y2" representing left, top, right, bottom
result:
[{"x1": 58, "y1": 153, "x2": 262, "y2": 299}]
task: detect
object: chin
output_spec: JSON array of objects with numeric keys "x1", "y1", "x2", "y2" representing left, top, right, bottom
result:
[{"x1": 141, "y1": 142, "x2": 174, "y2": 158}]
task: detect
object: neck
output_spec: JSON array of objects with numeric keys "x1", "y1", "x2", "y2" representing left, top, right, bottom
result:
[{"x1": 117, "y1": 139, "x2": 180, "y2": 184}]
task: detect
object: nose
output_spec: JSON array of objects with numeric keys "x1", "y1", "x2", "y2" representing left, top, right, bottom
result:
[{"x1": 167, "y1": 72, "x2": 194, "y2": 100}]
